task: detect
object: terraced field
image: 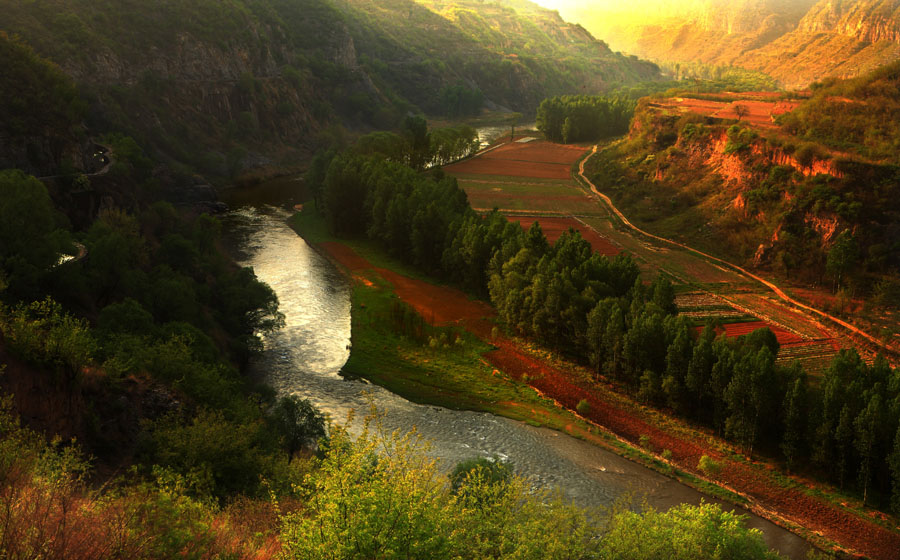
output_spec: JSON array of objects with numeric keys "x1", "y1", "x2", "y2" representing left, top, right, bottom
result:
[{"x1": 445, "y1": 137, "x2": 855, "y2": 375}]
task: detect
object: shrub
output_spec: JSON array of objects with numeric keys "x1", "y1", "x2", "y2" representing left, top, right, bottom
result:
[
  {"x1": 698, "y1": 455, "x2": 723, "y2": 477},
  {"x1": 576, "y1": 399, "x2": 591, "y2": 414}
]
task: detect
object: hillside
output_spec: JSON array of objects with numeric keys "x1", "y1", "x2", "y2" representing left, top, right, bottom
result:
[
  {"x1": 551, "y1": 0, "x2": 900, "y2": 89},
  {"x1": 584, "y1": 64, "x2": 900, "y2": 339},
  {"x1": 0, "y1": 0, "x2": 659, "y2": 180}
]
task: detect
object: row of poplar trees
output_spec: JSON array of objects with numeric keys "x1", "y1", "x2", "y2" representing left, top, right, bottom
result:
[{"x1": 308, "y1": 136, "x2": 900, "y2": 515}]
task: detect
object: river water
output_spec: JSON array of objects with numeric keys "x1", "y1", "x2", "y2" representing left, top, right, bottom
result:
[{"x1": 221, "y1": 201, "x2": 813, "y2": 559}]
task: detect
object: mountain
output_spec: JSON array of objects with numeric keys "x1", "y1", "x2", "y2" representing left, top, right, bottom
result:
[
  {"x1": 0, "y1": 0, "x2": 659, "y2": 180},
  {"x1": 554, "y1": 0, "x2": 900, "y2": 89},
  {"x1": 585, "y1": 62, "x2": 900, "y2": 295}
]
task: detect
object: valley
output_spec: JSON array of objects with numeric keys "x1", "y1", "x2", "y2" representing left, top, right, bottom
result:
[{"x1": 2, "y1": 0, "x2": 900, "y2": 558}]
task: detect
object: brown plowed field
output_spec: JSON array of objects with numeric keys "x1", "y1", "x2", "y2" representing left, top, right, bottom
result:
[
  {"x1": 648, "y1": 97, "x2": 802, "y2": 129},
  {"x1": 508, "y1": 216, "x2": 620, "y2": 256},
  {"x1": 445, "y1": 140, "x2": 589, "y2": 180},
  {"x1": 317, "y1": 240, "x2": 900, "y2": 560},
  {"x1": 481, "y1": 141, "x2": 590, "y2": 164},
  {"x1": 319, "y1": 242, "x2": 492, "y2": 326}
]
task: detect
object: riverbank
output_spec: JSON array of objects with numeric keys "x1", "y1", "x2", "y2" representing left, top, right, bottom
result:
[{"x1": 287, "y1": 206, "x2": 844, "y2": 558}]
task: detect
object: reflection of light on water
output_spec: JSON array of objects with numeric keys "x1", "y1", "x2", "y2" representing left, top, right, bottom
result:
[
  {"x1": 476, "y1": 122, "x2": 537, "y2": 148},
  {"x1": 222, "y1": 203, "x2": 811, "y2": 559}
]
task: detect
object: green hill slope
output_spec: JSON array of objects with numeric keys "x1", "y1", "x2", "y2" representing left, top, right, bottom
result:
[{"x1": 0, "y1": 0, "x2": 659, "y2": 179}]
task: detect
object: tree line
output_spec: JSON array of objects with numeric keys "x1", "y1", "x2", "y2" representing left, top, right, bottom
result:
[
  {"x1": 536, "y1": 95, "x2": 636, "y2": 144},
  {"x1": 311, "y1": 140, "x2": 900, "y2": 515}
]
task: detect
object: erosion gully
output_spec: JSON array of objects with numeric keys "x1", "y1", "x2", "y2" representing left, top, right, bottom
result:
[{"x1": 220, "y1": 177, "x2": 812, "y2": 559}]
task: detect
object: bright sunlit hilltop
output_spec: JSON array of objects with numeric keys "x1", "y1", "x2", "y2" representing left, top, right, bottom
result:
[{"x1": 532, "y1": 0, "x2": 900, "y2": 88}]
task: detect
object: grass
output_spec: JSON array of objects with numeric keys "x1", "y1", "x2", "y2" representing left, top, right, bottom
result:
[
  {"x1": 289, "y1": 205, "x2": 894, "y2": 554},
  {"x1": 342, "y1": 277, "x2": 571, "y2": 426}
]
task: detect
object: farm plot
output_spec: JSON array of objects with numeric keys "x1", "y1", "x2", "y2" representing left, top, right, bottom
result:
[
  {"x1": 445, "y1": 140, "x2": 588, "y2": 180},
  {"x1": 693, "y1": 320, "x2": 805, "y2": 345},
  {"x1": 507, "y1": 216, "x2": 620, "y2": 256},
  {"x1": 726, "y1": 292, "x2": 837, "y2": 342},
  {"x1": 779, "y1": 340, "x2": 842, "y2": 374},
  {"x1": 647, "y1": 97, "x2": 802, "y2": 129},
  {"x1": 458, "y1": 177, "x2": 603, "y2": 215}
]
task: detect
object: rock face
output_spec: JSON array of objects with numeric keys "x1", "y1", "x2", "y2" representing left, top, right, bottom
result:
[
  {"x1": 799, "y1": 0, "x2": 900, "y2": 43},
  {"x1": 575, "y1": 0, "x2": 900, "y2": 88}
]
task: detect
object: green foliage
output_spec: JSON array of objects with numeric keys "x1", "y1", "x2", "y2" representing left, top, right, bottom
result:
[
  {"x1": 268, "y1": 395, "x2": 327, "y2": 459},
  {"x1": 0, "y1": 32, "x2": 85, "y2": 138},
  {"x1": 0, "y1": 170, "x2": 71, "y2": 300},
  {"x1": 599, "y1": 502, "x2": 782, "y2": 560},
  {"x1": 724, "y1": 125, "x2": 757, "y2": 155},
  {"x1": 146, "y1": 408, "x2": 286, "y2": 501},
  {"x1": 658, "y1": 61, "x2": 779, "y2": 92},
  {"x1": 537, "y1": 95, "x2": 636, "y2": 143},
  {"x1": 449, "y1": 456, "x2": 512, "y2": 493},
  {"x1": 280, "y1": 416, "x2": 587, "y2": 560},
  {"x1": 825, "y1": 231, "x2": 859, "y2": 292},
  {"x1": 576, "y1": 399, "x2": 591, "y2": 414},
  {"x1": 779, "y1": 60, "x2": 900, "y2": 162},
  {"x1": 698, "y1": 455, "x2": 723, "y2": 478},
  {"x1": 438, "y1": 82, "x2": 484, "y2": 118},
  {"x1": 0, "y1": 298, "x2": 95, "y2": 379}
]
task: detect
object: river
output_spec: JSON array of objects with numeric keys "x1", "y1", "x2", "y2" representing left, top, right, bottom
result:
[{"x1": 221, "y1": 200, "x2": 813, "y2": 559}]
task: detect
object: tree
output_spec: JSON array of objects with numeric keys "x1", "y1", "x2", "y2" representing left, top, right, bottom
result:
[
  {"x1": 0, "y1": 170, "x2": 70, "y2": 300},
  {"x1": 854, "y1": 394, "x2": 882, "y2": 505},
  {"x1": 781, "y1": 374, "x2": 807, "y2": 473},
  {"x1": 269, "y1": 395, "x2": 326, "y2": 461},
  {"x1": 733, "y1": 104, "x2": 749, "y2": 121},
  {"x1": 889, "y1": 425, "x2": 900, "y2": 516},
  {"x1": 826, "y1": 231, "x2": 858, "y2": 294}
]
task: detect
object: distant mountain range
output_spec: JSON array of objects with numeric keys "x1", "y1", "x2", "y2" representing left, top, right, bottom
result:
[{"x1": 552, "y1": 0, "x2": 900, "y2": 88}]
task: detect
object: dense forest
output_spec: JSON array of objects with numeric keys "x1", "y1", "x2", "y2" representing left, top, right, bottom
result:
[
  {"x1": 311, "y1": 128, "x2": 900, "y2": 516},
  {"x1": 536, "y1": 95, "x2": 636, "y2": 143},
  {"x1": 0, "y1": 0, "x2": 659, "y2": 181}
]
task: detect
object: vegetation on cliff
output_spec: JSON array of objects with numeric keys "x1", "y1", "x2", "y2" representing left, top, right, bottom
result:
[
  {"x1": 0, "y1": 0, "x2": 660, "y2": 179},
  {"x1": 311, "y1": 125, "x2": 900, "y2": 518}
]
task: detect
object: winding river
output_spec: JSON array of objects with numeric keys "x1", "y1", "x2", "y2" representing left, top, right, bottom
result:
[{"x1": 221, "y1": 198, "x2": 813, "y2": 559}]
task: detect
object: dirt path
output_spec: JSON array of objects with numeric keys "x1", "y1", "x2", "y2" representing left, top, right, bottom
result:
[
  {"x1": 577, "y1": 146, "x2": 897, "y2": 363},
  {"x1": 314, "y1": 239, "x2": 900, "y2": 559}
]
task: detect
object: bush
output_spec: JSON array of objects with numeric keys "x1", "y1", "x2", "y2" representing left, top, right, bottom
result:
[
  {"x1": 576, "y1": 399, "x2": 591, "y2": 414},
  {"x1": 698, "y1": 455, "x2": 723, "y2": 477},
  {"x1": 599, "y1": 502, "x2": 781, "y2": 559}
]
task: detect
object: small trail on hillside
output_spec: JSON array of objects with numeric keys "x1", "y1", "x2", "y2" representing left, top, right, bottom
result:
[{"x1": 577, "y1": 145, "x2": 898, "y2": 364}]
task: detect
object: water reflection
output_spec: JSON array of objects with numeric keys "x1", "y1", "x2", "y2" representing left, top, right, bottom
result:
[{"x1": 223, "y1": 204, "x2": 812, "y2": 559}]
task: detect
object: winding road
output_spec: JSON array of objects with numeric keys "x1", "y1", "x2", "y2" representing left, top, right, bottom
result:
[{"x1": 577, "y1": 145, "x2": 897, "y2": 363}]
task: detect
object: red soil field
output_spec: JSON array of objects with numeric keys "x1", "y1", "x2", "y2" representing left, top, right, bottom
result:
[
  {"x1": 508, "y1": 216, "x2": 620, "y2": 256},
  {"x1": 468, "y1": 192, "x2": 589, "y2": 205},
  {"x1": 319, "y1": 242, "x2": 493, "y2": 326},
  {"x1": 481, "y1": 141, "x2": 590, "y2": 165},
  {"x1": 649, "y1": 98, "x2": 802, "y2": 129},
  {"x1": 693, "y1": 320, "x2": 805, "y2": 346},
  {"x1": 318, "y1": 240, "x2": 900, "y2": 560},
  {"x1": 445, "y1": 140, "x2": 589, "y2": 180},
  {"x1": 445, "y1": 158, "x2": 574, "y2": 180}
]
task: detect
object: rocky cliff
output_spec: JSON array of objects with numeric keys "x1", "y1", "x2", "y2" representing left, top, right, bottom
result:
[{"x1": 566, "y1": 0, "x2": 900, "y2": 88}]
